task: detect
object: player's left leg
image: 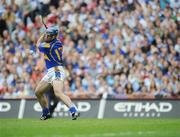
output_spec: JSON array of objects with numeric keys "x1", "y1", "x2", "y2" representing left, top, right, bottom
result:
[
  {"x1": 35, "y1": 80, "x2": 52, "y2": 120},
  {"x1": 52, "y1": 79, "x2": 80, "y2": 120}
]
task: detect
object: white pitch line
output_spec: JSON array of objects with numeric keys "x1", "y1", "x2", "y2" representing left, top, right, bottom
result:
[
  {"x1": 74, "y1": 131, "x2": 156, "y2": 137},
  {"x1": 31, "y1": 131, "x2": 178, "y2": 137}
]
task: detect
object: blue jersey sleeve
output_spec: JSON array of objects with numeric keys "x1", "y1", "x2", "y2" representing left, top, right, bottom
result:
[
  {"x1": 38, "y1": 42, "x2": 51, "y2": 52},
  {"x1": 53, "y1": 41, "x2": 63, "y2": 51}
]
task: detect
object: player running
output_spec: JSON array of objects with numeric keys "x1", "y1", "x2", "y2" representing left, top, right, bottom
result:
[{"x1": 35, "y1": 26, "x2": 79, "y2": 120}]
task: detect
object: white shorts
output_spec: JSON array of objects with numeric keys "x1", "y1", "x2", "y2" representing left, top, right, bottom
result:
[{"x1": 42, "y1": 66, "x2": 66, "y2": 85}]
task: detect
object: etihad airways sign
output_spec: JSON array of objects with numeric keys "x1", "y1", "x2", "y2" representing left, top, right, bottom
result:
[
  {"x1": 114, "y1": 102, "x2": 172, "y2": 112},
  {"x1": 104, "y1": 100, "x2": 180, "y2": 118}
]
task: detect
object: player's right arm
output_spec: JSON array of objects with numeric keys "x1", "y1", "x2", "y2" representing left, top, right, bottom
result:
[{"x1": 36, "y1": 34, "x2": 45, "y2": 47}]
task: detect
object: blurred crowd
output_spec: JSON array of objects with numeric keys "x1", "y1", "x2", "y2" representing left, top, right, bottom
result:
[{"x1": 0, "y1": 0, "x2": 179, "y2": 99}]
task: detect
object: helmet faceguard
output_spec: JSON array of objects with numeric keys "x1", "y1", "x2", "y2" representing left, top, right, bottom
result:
[{"x1": 44, "y1": 26, "x2": 59, "y2": 42}]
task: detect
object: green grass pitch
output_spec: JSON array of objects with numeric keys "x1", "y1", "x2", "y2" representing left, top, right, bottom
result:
[{"x1": 0, "y1": 118, "x2": 180, "y2": 137}]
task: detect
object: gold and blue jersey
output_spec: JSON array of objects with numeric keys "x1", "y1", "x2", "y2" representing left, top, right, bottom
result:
[{"x1": 38, "y1": 39, "x2": 63, "y2": 69}]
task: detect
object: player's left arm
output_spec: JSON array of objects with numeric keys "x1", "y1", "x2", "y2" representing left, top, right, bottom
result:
[{"x1": 56, "y1": 41, "x2": 63, "y2": 52}]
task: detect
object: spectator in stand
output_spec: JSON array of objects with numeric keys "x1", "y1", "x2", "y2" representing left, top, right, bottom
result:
[{"x1": 0, "y1": 0, "x2": 179, "y2": 99}]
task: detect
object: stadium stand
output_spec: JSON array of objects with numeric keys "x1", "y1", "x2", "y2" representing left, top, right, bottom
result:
[{"x1": 0, "y1": 0, "x2": 179, "y2": 99}]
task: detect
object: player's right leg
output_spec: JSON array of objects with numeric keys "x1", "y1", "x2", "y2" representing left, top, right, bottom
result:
[
  {"x1": 52, "y1": 79, "x2": 80, "y2": 120},
  {"x1": 35, "y1": 80, "x2": 52, "y2": 120}
]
